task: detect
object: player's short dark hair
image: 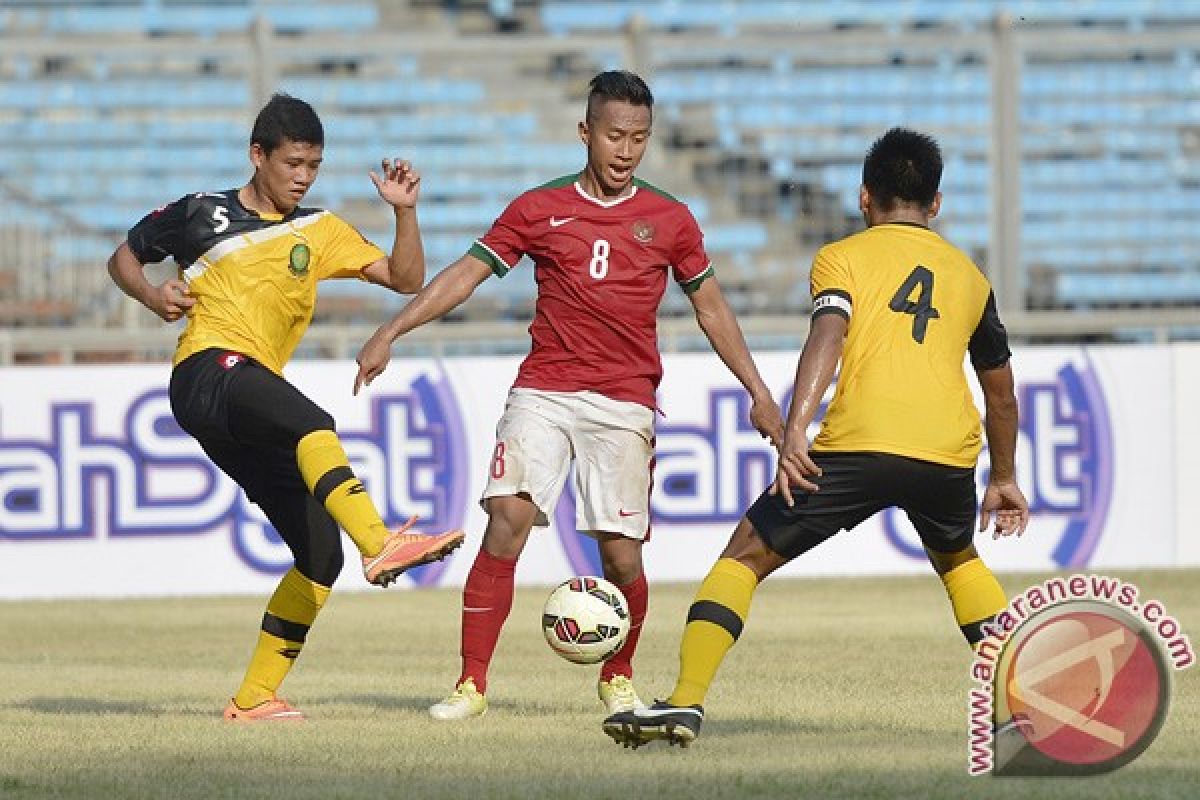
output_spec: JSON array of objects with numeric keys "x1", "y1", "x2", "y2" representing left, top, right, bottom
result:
[
  {"x1": 586, "y1": 70, "x2": 654, "y2": 123},
  {"x1": 250, "y1": 93, "x2": 324, "y2": 154},
  {"x1": 862, "y1": 127, "x2": 942, "y2": 210}
]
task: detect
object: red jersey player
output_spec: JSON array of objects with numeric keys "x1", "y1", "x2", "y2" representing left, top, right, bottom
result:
[{"x1": 354, "y1": 71, "x2": 783, "y2": 720}]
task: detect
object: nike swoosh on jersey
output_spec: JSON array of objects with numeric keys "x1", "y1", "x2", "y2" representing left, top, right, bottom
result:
[
  {"x1": 549, "y1": 216, "x2": 577, "y2": 227},
  {"x1": 618, "y1": 509, "x2": 640, "y2": 517}
]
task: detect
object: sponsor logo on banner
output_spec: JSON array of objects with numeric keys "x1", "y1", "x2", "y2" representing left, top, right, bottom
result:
[{"x1": 0, "y1": 371, "x2": 467, "y2": 585}]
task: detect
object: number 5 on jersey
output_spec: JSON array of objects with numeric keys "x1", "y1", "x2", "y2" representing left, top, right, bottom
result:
[
  {"x1": 889, "y1": 265, "x2": 940, "y2": 343},
  {"x1": 212, "y1": 206, "x2": 230, "y2": 233}
]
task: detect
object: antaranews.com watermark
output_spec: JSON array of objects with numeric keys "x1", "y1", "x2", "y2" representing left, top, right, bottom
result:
[{"x1": 967, "y1": 574, "x2": 1194, "y2": 776}]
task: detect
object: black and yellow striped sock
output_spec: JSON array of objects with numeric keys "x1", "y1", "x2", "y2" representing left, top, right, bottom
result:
[
  {"x1": 296, "y1": 429, "x2": 389, "y2": 558},
  {"x1": 234, "y1": 568, "x2": 331, "y2": 709},
  {"x1": 940, "y1": 558, "x2": 1007, "y2": 647},
  {"x1": 669, "y1": 558, "x2": 758, "y2": 708}
]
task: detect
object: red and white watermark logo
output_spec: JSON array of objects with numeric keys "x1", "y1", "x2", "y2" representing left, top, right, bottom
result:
[{"x1": 968, "y1": 575, "x2": 1193, "y2": 776}]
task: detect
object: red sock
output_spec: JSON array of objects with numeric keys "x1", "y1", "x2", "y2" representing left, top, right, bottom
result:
[
  {"x1": 600, "y1": 572, "x2": 648, "y2": 682},
  {"x1": 458, "y1": 549, "x2": 518, "y2": 694}
]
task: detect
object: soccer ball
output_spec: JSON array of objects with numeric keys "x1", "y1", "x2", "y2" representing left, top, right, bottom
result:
[{"x1": 541, "y1": 576, "x2": 630, "y2": 665}]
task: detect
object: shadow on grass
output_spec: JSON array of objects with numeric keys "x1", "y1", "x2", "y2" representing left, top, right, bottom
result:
[
  {"x1": 323, "y1": 692, "x2": 442, "y2": 713},
  {"x1": 712, "y1": 716, "x2": 828, "y2": 737},
  {"x1": 8, "y1": 697, "x2": 216, "y2": 717}
]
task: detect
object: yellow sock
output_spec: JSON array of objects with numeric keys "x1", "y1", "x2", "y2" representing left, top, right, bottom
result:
[
  {"x1": 296, "y1": 429, "x2": 389, "y2": 557},
  {"x1": 234, "y1": 568, "x2": 331, "y2": 709},
  {"x1": 669, "y1": 558, "x2": 758, "y2": 707},
  {"x1": 940, "y1": 558, "x2": 1007, "y2": 647}
]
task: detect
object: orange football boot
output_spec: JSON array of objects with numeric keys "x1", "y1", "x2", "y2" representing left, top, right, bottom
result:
[
  {"x1": 222, "y1": 695, "x2": 304, "y2": 722},
  {"x1": 363, "y1": 516, "x2": 465, "y2": 587}
]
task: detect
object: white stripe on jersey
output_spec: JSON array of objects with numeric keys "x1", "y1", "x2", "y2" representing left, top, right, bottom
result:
[
  {"x1": 573, "y1": 181, "x2": 639, "y2": 208},
  {"x1": 473, "y1": 239, "x2": 517, "y2": 273},
  {"x1": 183, "y1": 211, "x2": 327, "y2": 284}
]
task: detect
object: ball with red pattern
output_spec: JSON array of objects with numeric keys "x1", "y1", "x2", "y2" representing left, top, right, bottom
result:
[{"x1": 541, "y1": 576, "x2": 631, "y2": 665}]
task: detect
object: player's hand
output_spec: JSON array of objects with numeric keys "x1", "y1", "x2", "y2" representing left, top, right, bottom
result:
[
  {"x1": 769, "y1": 437, "x2": 822, "y2": 507},
  {"x1": 370, "y1": 159, "x2": 421, "y2": 209},
  {"x1": 978, "y1": 479, "x2": 1030, "y2": 539},
  {"x1": 152, "y1": 278, "x2": 195, "y2": 322},
  {"x1": 353, "y1": 328, "x2": 393, "y2": 395},
  {"x1": 749, "y1": 393, "x2": 784, "y2": 448}
]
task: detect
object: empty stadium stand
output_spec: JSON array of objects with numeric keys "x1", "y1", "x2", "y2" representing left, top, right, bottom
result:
[{"x1": 1, "y1": 0, "x2": 1198, "y2": 348}]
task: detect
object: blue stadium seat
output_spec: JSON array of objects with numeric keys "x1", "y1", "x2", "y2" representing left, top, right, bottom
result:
[{"x1": 19, "y1": 2, "x2": 379, "y2": 35}]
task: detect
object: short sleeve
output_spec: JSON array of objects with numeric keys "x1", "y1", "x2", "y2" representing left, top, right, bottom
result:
[
  {"x1": 809, "y1": 245, "x2": 853, "y2": 320},
  {"x1": 126, "y1": 197, "x2": 189, "y2": 264},
  {"x1": 968, "y1": 290, "x2": 1011, "y2": 370},
  {"x1": 671, "y1": 207, "x2": 713, "y2": 292},
  {"x1": 317, "y1": 214, "x2": 387, "y2": 280},
  {"x1": 469, "y1": 196, "x2": 531, "y2": 277}
]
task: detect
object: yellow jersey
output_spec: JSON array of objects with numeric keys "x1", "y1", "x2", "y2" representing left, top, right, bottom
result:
[
  {"x1": 127, "y1": 190, "x2": 384, "y2": 374},
  {"x1": 809, "y1": 222, "x2": 1010, "y2": 468}
]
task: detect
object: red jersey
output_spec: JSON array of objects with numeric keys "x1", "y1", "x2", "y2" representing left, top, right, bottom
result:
[{"x1": 468, "y1": 174, "x2": 713, "y2": 409}]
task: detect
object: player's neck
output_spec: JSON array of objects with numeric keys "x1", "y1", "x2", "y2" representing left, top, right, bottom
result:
[
  {"x1": 868, "y1": 209, "x2": 931, "y2": 228},
  {"x1": 577, "y1": 169, "x2": 635, "y2": 203},
  {"x1": 239, "y1": 180, "x2": 288, "y2": 218}
]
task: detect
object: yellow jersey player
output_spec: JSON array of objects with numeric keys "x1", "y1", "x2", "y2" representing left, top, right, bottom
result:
[
  {"x1": 107, "y1": 93, "x2": 464, "y2": 722},
  {"x1": 604, "y1": 127, "x2": 1030, "y2": 747}
]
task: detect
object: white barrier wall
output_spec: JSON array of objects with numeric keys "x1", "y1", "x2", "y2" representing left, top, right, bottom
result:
[
  {"x1": 1174, "y1": 342, "x2": 1200, "y2": 567},
  {"x1": 0, "y1": 344, "x2": 1187, "y2": 598}
]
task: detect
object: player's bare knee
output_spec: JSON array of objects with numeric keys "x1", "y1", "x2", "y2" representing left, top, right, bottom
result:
[
  {"x1": 482, "y1": 495, "x2": 537, "y2": 559},
  {"x1": 597, "y1": 538, "x2": 643, "y2": 585},
  {"x1": 720, "y1": 518, "x2": 784, "y2": 580}
]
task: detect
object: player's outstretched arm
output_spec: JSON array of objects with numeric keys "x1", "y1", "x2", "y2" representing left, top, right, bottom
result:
[
  {"x1": 362, "y1": 158, "x2": 425, "y2": 293},
  {"x1": 107, "y1": 241, "x2": 194, "y2": 323},
  {"x1": 771, "y1": 313, "x2": 846, "y2": 506},
  {"x1": 976, "y1": 362, "x2": 1029, "y2": 538},
  {"x1": 353, "y1": 253, "x2": 493, "y2": 394},
  {"x1": 686, "y1": 277, "x2": 784, "y2": 445}
]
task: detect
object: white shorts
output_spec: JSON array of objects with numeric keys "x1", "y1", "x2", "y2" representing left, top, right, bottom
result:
[{"x1": 481, "y1": 388, "x2": 656, "y2": 540}]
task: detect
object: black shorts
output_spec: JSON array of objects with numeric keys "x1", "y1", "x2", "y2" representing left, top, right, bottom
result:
[
  {"x1": 746, "y1": 451, "x2": 976, "y2": 561},
  {"x1": 169, "y1": 348, "x2": 345, "y2": 584},
  {"x1": 168, "y1": 348, "x2": 333, "y2": 505}
]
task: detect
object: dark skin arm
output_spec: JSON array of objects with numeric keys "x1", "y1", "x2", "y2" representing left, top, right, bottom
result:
[
  {"x1": 360, "y1": 159, "x2": 426, "y2": 293},
  {"x1": 772, "y1": 312, "x2": 847, "y2": 506},
  {"x1": 687, "y1": 277, "x2": 784, "y2": 445},
  {"x1": 975, "y1": 361, "x2": 1030, "y2": 537},
  {"x1": 354, "y1": 253, "x2": 493, "y2": 394},
  {"x1": 107, "y1": 241, "x2": 195, "y2": 322}
]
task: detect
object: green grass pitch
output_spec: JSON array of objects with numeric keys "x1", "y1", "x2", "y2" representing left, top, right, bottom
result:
[{"x1": 0, "y1": 570, "x2": 1196, "y2": 799}]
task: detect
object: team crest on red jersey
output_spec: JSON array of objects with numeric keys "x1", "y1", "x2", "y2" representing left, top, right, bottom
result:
[{"x1": 631, "y1": 220, "x2": 655, "y2": 243}]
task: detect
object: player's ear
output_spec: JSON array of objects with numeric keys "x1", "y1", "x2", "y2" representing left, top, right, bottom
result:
[
  {"x1": 928, "y1": 191, "x2": 943, "y2": 219},
  {"x1": 578, "y1": 120, "x2": 590, "y2": 147},
  {"x1": 858, "y1": 185, "x2": 870, "y2": 215},
  {"x1": 248, "y1": 142, "x2": 266, "y2": 171}
]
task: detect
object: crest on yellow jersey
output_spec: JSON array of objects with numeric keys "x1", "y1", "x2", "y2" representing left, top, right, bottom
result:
[{"x1": 288, "y1": 243, "x2": 311, "y2": 278}]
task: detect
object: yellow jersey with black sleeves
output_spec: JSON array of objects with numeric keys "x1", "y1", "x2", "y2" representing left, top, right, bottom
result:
[
  {"x1": 809, "y1": 222, "x2": 1011, "y2": 468},
  {"x1": 126, "y1": 190, "x2": 385, "y2": 375}
]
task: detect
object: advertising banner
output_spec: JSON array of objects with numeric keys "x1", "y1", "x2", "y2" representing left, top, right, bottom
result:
[{"x1": 0, "y1": 345, "x2": 1180, "y2": 598}]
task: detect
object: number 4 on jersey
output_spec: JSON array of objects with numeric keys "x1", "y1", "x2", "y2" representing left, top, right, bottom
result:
[{"x1": 889, "y1": 265, "x2": 940, "y2": 343}]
